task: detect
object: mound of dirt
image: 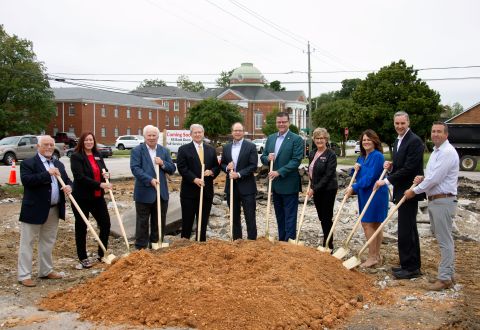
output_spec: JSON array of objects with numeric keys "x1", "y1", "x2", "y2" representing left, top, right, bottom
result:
[{"x1": 40, "y1": 239, "x2": 390, "y2": 329}]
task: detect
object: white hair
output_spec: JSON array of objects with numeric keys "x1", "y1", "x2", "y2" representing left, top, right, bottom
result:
[
  {"x1": 190, "y1": 123, "x2": 204, "y2": 133},
  {"x1": 37, "y1": 135, "x2": 54, "y2": 145},
  {"x1": 143, "y1": 125, "x2": 160, "y2": 136}
]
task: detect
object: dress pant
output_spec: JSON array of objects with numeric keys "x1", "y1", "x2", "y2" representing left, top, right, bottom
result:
[
  {"x1": 226, "y1": 183, "x2": 257, "y2": 240},
  {"x1": 135, "y1": 199, "x2": 168, "y2": 249},
  {"x1": 18, "y1": 206, "x2": 59, "y2": 281},
  {"x1": 272, "y1": 192, "x2": 299, "y2": 242},
  {"x1": 397, "y1": 199, "x2": 421, "y2": 271},
  {"x1": 72, "y1": 197, "x2": 111, "y2": 259},
  {"x1": 181, "y1": 195, "x2": 213, "y2": 242},
  {"x1": 313, "y1": 189, "x2": 337, "y2": 249}
]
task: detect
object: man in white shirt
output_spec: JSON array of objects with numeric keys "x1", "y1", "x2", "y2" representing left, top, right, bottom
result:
[{"x1": 405, "y1": 122, "x2": 459, "y2": 291}]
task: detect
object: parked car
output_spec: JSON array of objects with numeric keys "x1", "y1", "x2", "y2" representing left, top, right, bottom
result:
[
  {"x1": 66, "y1": 143, "x2": 113, "y2": 158},
  {"x1": 54, "y1": 132, "x2": 78, "y2": 148},
  {"x1": 346, "y1": 139, "x2": 357, "y2": 147},
  {"x1": 0, "y1": 135, "x2": 65, "y2": 165},
  {"x1": 252, "y1": 138, "x2": 267, "y2": 153},
  {"x1": 354, "y1": 141, "x2": 361, "y2": 153},
  {"x1": 115, "y1": 135, "x2": 144, "y2": 150}
]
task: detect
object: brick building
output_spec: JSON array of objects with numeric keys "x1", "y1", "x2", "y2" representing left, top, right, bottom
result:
[
  {"x1": 49, "y1": 88, "x2": 164, "y2": 145},
  {"x1": 446, "y1": 101, "x2": 480, "y2": 124}
]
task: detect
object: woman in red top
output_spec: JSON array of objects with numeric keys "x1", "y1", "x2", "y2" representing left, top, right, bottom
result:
[{"x1": 71, "y1": 132, "x2": 112, "y2": 268}]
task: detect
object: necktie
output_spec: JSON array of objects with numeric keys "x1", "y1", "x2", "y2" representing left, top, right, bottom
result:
[{"x1": 198, "y1": 144, "x2": 204, "y2": 164}]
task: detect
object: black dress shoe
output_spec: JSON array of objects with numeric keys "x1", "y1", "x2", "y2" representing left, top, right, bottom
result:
[
  {"x1": 393, "y1": 269, "x2": 421, "y2": 280},
  {"x1": 391, "y1": 266, "x2": 402, "y2": 272}
]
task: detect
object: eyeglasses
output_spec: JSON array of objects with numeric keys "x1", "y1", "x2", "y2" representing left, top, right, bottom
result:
[{"x1": 276, "y1": 121, "x2": 289, "y2": 124}]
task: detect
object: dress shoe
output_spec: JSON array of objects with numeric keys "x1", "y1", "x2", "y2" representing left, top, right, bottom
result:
[
  {"x1": 391, "y1": 266, "x2": 403, "y2": 272},
  {"x1": 18, "y1": 279, "x2": 36, "y2": 287},
  {"x1": 427, "y1": 279, "x2": 453, "y2": 291},
  {"x1": 429, "y1": 275, "x2": 456, "y2": 285},
  {"x1": 393, "y1": 269, "x2": 421, "y2": 280},
  {"x1": 40, "y1": 271, "x2": 63, "y2": 280}
]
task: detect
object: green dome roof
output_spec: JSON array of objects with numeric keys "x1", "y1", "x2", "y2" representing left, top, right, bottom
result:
[{"x1": 230, "y1": 63, "x2": 265, "y2": 86}]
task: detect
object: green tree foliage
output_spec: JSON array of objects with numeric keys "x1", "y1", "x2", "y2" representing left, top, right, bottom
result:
[
  {"x1": 441, "y1": 102, "x2": 464, "y2": 119},
  {"x1": 0, "y1": 25, "x2": 55, "y2": 137},
  {"x1": 289, "y1": 124, "x2": 299, "y2": 134},
  {"x1": 137, "y1": 79, "x2": 167, "y2": 88},
  {"x1": 184, "y1": 98, "x2": 242, "y2": 144},
  {"x1": 262, "y1": 107, "x2": 279, "y2": 136},
  {"x1": 215, "y1": 70, "x2": 234, "y2": 88},
  {"x1": 177, "y1": 75, "x2": 205, "y2": 92},
  {"x1": 265, "y1": 80, "x2": 286, "y2": 91}
]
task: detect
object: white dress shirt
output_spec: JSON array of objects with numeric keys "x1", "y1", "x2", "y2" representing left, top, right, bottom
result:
[
  {"x1": 231, "y1": 139, "x2": 243, "y2": 171},
  {"x1": 39, "y1": 154, "x2": 59, "y2": 205}
]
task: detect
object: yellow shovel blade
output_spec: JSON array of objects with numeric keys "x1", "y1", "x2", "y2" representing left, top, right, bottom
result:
[
  {"x1": 332, "y1": 247, "x2": 349, "y2": 259},
  {"x1": 101, "y1": 254, "x2": 117, "y2": 265},
  {"x1": 288, "y1": 238, "x2": 305, "y2": 246},
  {"x1": 343, "y1": 256, "x2": 362, "y2": 270},
  {"x1": 317, "y1": 246, "x2": 331, "y2": 253},
  {"x1": 151, "y1": 242, "x2": 160, "y2": 250}
]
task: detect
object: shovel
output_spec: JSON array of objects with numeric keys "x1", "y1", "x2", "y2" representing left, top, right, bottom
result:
[
  {"x1": 229, "y1": 173, "x2": 234, "y2": 242},
  {"x1": 56, "y1": 175, "x2": 117, "y2": 264},
  {"x1": 318, "y1": 167, "x2": 359, "y2": 253},
  {"x1": 343, "y1": 183, "x2": 417, "y2": 269},
  {"x1": 332, "y1": 168, "x2": 388, "y2": 259},
  {"x1": 288, "y1": 182, "x2": 311, "y2": 246},
  {"x1": 102, "y1": 169, "x2": 129, "y2": 253},
  {"x1": 152, "y1": 164, "x2": 169, "y2": 249},
  {"x1": 264, "y1": 159, "x2": 275, "y2": 242},
  {"x1": 197, "y1": 164, "x2": 205, "y2": 242}
]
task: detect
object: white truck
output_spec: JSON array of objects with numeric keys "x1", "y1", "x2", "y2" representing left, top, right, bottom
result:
[{"x1": 0, "y1": 135, "x2": 65, "y2": 165}]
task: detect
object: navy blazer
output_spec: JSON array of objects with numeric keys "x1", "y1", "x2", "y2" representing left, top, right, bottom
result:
[
  {"x1": 177, "y1": 141, "x2": 220, "y2": 199},
  {"x1": 220, "y1": 140, "x2": 258, "y2": 195},
  {"x1": 71, "y1": 151, "x2": 108, "y2": 200},
  {"x1": 19, "y1": 154, "x2": 72, "y2": 224},
  {"x1": 130, "y1": 143, "x2": 176, "y2": 203},
  {"x1": 308, "y1": 148, "x2": 338, "y2": 192},
  {"x1": 387, "y1": 129, "x2": 425, "y2": 202}
]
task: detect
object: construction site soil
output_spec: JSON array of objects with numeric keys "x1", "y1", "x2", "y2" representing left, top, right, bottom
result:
[{"x1": 0, "y1": 174, "x2": 479, "y2": 329}]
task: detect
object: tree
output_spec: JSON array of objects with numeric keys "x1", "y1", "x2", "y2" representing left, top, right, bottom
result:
[
  {"x1": 289, "y1": 124, "x2": 299, "y2": 134},
  {"x1": 265, "y1": 80, "x2": 286, "y2": 91},
  {"x1": 352, "y1": 60, "x2": 442, "y2": 151},
  {"x1": 0, "y1": 25, "x2": 55, "y2": 137},
  {"x1": 441, "y1": 102, "x2": 464, "y2": 119},
  {"x1": 177, "y1": 75, "x2": 205, "y2": 92},
  {"x1": 184, "y1": 98, "x2": 242, "y2": 144},
  {"x1": 215, "y1": 69, "x2": 234, "y2": 88},
  {"x1": 262, "y1": 107, "x2": 279, "y2": 136},
  {"x1": 137, "y1": 79, "x2": 167, "y2": 89}
]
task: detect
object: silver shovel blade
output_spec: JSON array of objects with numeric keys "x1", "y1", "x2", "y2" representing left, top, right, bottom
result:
[
  {"x1": 343, "y1": 256, "x2": 361, "y2": 269},
  {"x1": 332, "y1": 247, "x2": 349, "y2": 259}
]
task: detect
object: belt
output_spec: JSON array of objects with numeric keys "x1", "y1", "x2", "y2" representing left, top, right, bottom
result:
[
  {"x1": 428, "y1": 193, "x2": 455, "y2": 201},
  {"x1": 50, "y1": 204, "x2": 58, "y2": 208}
]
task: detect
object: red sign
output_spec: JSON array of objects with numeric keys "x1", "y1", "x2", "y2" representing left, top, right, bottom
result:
[{"x1": 344, "y1": 127, "x2": 349, "y2": 137}]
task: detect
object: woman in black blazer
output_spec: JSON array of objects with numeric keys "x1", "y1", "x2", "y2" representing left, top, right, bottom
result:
[
  {"x1": 71, "y1": 132, "x2": 112, "y2": 268},
  {"x1": 307, "y1": 128, "x2": 338, "y2": 249}
]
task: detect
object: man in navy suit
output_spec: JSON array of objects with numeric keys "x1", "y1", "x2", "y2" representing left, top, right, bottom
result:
[
  {"x1": 131, "y1": 125, "x2": 176, "y2": 249},
  {"x1": 177, "y1": 124, "x2": 220, "y2": 241},
  {"x1": 376, "y1": 111, "x2": 425, "y2": 279},
  {"x1": 221, "y1": 122, "x2": 258, "y2": 240},
  {"x1": 18, "y1": 135, "x2": 72, "y2": 287}
]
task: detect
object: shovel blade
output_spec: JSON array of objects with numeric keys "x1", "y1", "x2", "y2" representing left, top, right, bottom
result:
[
  {"x1": 151, "y1": 242, "x2": 160, "y2": 250},
  {"x1": 343, "y1": 256, "x2": 362, "y2": 270},
  {"x1": 101, "y1": 254, "x2": 117, "y2": 265},
  {"x1": 332, "y1": 247, "x2": 348, "y2": 259},
  {"x1": 317, "y1": 246, "x2": 331, "y2": 253},
  {"x1": 267, "y1": 235, "x2": 275, "y2": 243},
  {"x1": 160, "y1": 242, "x2": 170, "y2": 248},
  {"x1": 288, "y1": 238, "x2": 305, "y2": 246}
]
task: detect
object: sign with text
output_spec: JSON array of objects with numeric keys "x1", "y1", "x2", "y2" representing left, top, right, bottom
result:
[{"x1": 165, "y1": 130, "x2": 192, "y2": 153}]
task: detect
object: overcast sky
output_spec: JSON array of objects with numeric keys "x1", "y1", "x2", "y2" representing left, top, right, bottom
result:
[{"x1": 2, "y1": 0, "x2": 479, "y2": 108}]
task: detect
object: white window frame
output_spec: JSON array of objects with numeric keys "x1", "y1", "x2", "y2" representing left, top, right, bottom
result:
[
  {"x1": 138, "y1": 109, "x2": 142, "y2": 119},
  {"x1": 126, "y1": 108, "x2": 131, "y2": 119},
  {"x1": 174, "y1": 115, "x2": 180, "y2": 127},
  {"x1": 101, "y1": 127, "x2": 106, "y2": 137},
  {"x1": 255, "y1": 112, "x2": 263, "y2": 129},
  {"x1": 114, "y1": 127, "x2": 119, "y2": 137},
  {"x1": 126, "y1": 128, "x2": 131, "y2": 135},
  {"x1": 68, "y1": 104, "x2": 75, "y2": 116},
  {"x1": 174, "y1": 100, "x2": 179, "y2": 111},
  {"x1": 114, "y1": 107, "x2": 119, "y2": 118},
  {"x1": 101, "y1": 106, "x2": 106, "y2": 117}
]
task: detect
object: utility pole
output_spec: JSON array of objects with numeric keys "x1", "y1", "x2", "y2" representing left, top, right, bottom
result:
[{"x1": 307, "y1": 41, "x2": 313, "y2": 151}]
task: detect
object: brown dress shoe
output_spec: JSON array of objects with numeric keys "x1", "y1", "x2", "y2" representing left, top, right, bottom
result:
[
  {"x1": 427, "y1": 279, "x2": 453, "y2": 291},
  {"x1": 19, "y1": 279, "x2": 36, "y2": 287},
  {"x1": 41, "y1": 271, "x2": 63, "y2": 280}
]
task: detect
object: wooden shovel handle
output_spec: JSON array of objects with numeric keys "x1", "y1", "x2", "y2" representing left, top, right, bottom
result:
[
  {"x1": 229, "y1": 176, "x2": 234, "y2": 242},
  {"x1": 103, "y1": 169, "x2": 129, "y2": 250},
  {"x1": 56, "y1": 175, "x2": 108, "y2": 254},
  {"x1": 295, "y1": 181, "x2": 310, "y2": 244},
  {"x1": 156, "y1": 164, "x2": 163, "y2": 244},
  {"x1": 197, "y1": 164, "x2": 205, "y2": 241},
  {"x1": 265, "y1": 160, "x2": 274, "y2": 236}
]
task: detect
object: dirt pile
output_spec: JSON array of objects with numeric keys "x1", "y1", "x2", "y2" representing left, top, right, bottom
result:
[{"x1": 40, "y1": 239, "x2": 389, "y2": 329}]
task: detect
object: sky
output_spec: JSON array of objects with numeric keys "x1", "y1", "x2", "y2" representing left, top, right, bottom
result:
[{"x1": 2, "y1": 0, "x2": 480, "y2": 109}]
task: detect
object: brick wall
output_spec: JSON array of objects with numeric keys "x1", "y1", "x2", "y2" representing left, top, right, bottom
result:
[{"x1": 449, "y1": 103, "x2": 480, "y2": 123}]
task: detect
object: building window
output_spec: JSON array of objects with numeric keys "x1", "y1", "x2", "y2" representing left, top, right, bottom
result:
[
  {"x1": 101, "y1": 105, "x2": 106, "y2": 117},
  {"x1": 68, "y1": 104, "x2": 75, "y2": 116},
  {"x1": 174, "y1": 100, "x2": 179, "y2": 111},
  {"x1": 163, "y1": 101, "x2": 169, "y2": 110},
  {"x1": 126, "y1": 108, "x2": 131, "y2": 118},
  {"x1": 174, "y1": 115, "x2": 179, "y2": 127},
  {"x1": 53, "y1": 127, "x2": 58, "y2": 136},
  {"x1": 187, "y1": 101, "x2": 191, "y2": 109},
  {"x1": 68, "y1": 127, "x2": 75, "y2": 134},
  {"x1": 165, "y1": 115, "x2": 170, "y2": 126},
  {"x1": 114, "y1": 107, "x2": 119, "y2": 118},
  {"x1": 148, "y1": 111, "x2": 152, "y2": 120},
  {"x1": 126, "y1": 128, "x2": 131, "y2": 135},
  {"x1": 101, "y1": 127, "x2": 106, "y2": 137},
  {"x1": 137, "y1": 128, "x2": 142, "y2": 136},
  {"x1": 255, "y1": 112, "x2": 263, "y2": 129},
  {"x1": 114, "y1": 127, "x2": 119, "y2": 137},
  {"x1": 138, "y1": 109, "x2": 142, "y2": 119}
]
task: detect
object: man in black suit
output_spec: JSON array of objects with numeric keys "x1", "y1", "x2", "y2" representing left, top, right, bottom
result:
[
  {"x1": 375, "y1": 111, "x2": 424, "y2": 279},
  {"x1": 220, "y1": 122, "x2": 258, "y2": 240},
  {"x1": 17, "y1": 135, "x2": 72, "y2": 287},
  {"x1": 177, "y1": 124, "x2": 220, "y2": 241}
]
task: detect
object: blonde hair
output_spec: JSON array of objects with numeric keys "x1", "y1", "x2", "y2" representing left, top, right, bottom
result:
[{"x1": 312, "y1": 127, "x2": 330, "y2": 141}]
